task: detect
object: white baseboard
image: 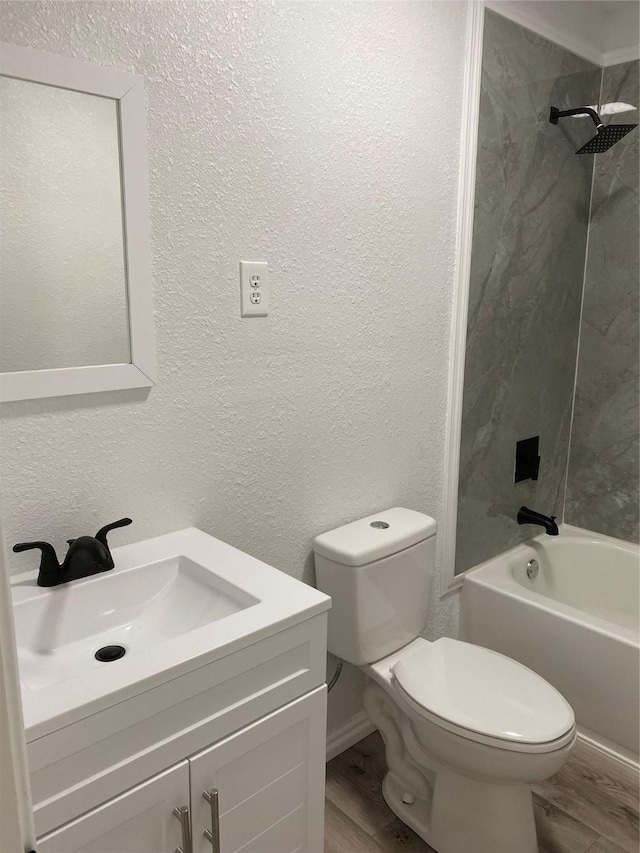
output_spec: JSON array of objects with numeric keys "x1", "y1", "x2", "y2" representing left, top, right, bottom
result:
[
  {"x1": 326, "y1": 717, "x2": 639, "y2": 773},
  {"x1": 326, "y1": 713, "x2": 376, "y2": 762},
  {"x1": 577, "y1": 728, "x2": 639, "y2": 772}
]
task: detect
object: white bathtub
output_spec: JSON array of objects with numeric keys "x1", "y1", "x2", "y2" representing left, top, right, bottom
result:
[{"x1": 459, "y1": 525, "x2": 640, "y2": 762}]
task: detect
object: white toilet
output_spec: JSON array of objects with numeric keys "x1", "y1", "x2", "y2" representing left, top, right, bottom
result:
[{"x1": 314, "y1": 507, "x2": 576, "y2": 853}]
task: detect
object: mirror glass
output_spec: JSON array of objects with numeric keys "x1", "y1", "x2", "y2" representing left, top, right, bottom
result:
[{"x1": 0, "y1": 77, "x2": 130, "y2": 372}]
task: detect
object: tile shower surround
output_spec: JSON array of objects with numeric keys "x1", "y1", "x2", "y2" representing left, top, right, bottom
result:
[
  {"x1": 456, "y1": 12, "x2": 638, "y2": 573},
  {"x1": 565, "y1": 60, "x2": 639, "y2": 543}
]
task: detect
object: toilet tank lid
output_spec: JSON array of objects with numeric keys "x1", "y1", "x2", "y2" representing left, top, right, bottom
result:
[{"x1": 313, "y1": 508, "x2": 437, "y2": 567}]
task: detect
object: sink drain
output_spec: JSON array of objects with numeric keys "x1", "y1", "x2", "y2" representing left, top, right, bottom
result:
[{"x1": 95, "y1": 645, "x2": 126, "y2": 662}]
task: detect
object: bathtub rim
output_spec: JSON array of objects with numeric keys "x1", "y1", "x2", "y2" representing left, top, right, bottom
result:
[{"x1": 461, "y1": 524, "x2": 639, "y2": 649}]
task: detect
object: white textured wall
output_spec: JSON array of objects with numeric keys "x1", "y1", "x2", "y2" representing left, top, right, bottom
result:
[
  {"x1": 0, "y1": 77, "x2": 129, "y2": 371},
  {"x1": 0, "y1": 0, "x2": 466, "y2": 734}
]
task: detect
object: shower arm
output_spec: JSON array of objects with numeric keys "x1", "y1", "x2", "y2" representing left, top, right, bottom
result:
[{"x1": 549, "y1": 106, "x2": 604, "y2": 130}]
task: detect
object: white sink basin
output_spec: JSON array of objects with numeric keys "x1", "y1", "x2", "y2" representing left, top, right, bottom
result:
[
  {"x1": 13, "y1": 555, "x2": 259, "y2": 691},
  {"x1": 11, "y1": 528, "x2": 330, "y2": 738}
]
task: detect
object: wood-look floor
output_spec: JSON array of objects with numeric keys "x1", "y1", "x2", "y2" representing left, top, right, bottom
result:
[{"x1": 325, "y1": 732, "x2": 639, "y2": 853}]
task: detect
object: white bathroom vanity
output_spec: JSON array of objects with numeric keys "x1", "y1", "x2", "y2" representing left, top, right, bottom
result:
[{"x1": 10, "y1": 528, "x2": 331, "y2": 853}]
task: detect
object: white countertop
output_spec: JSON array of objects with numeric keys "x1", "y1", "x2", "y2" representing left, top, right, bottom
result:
[{"x1": 11, "y1": 527, "x2": 331, "y2": 740}]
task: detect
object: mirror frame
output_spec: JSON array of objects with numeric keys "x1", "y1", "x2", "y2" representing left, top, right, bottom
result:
[{"x1": 0, "y1": 42, "x2": 156, "y2": 402}]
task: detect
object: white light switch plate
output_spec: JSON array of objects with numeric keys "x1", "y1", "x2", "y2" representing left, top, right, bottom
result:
[{"x1": 240, "y1": 261, "x2": 269, "y2": 317}]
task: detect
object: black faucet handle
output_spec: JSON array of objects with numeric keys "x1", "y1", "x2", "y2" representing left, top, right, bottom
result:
[
  {"x1": 95, "y1": 518, "x2": 133, "y2": 551},
  {"x1": 12, "y1": 540, "x2": 61, "y2": 574}
]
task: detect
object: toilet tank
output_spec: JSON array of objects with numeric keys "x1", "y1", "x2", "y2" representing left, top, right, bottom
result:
[{"x1": 313, "y1": 508, "x2": 437, "y2": 665}]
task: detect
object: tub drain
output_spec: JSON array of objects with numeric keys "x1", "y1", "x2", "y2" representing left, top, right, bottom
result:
[{"x1": 95, "y1": 645, "x2": 126, "y2": 662}]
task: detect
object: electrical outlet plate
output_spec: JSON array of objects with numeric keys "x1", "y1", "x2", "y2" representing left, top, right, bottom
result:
[{"x1": 240, "y1": 261, "x2": 269, "y2": 317}]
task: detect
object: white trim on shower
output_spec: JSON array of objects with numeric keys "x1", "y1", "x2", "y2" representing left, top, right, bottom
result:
[{"x1": 440, "y1": 0, "x2": 485, "y2": 593}]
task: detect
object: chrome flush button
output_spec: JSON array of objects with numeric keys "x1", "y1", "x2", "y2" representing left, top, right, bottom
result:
[{"x1": 370, "y1": 521, "x2": 390, "y2": 529}]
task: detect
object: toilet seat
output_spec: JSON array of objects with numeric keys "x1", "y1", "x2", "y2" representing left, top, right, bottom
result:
[{"x1": 392, "y1": 638, "x2": 575, "y2": 754}]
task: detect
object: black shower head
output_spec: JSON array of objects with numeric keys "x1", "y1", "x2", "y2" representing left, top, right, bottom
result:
[
  {"x1": 575, "y1": 123, "x2": 637, "y2": 154},
  {"x1": 549, "y1": 105, "x2": 638, "y2": 154}
]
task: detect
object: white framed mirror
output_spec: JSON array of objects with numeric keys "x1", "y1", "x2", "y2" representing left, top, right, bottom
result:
[{"x1": 0, "y1": 43, "x2": 156, "y2": 402}]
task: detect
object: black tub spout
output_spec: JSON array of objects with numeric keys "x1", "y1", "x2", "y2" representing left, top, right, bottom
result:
[{"x1": 517, "y1": 506, "x2": 559, "y2": 536}]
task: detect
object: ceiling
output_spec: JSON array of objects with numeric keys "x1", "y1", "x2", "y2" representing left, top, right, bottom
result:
[{"x1": 488, "y1": 0, "x2": 640, "y2": 65}]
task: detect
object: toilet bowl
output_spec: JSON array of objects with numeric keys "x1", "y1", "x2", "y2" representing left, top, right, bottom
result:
[{"x1": 314, "y1": 508, "x2": 576, "y2": 853}]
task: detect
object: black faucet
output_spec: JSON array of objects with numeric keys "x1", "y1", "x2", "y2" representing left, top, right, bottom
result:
[
  {"x1": 13, "y1": 518, "x2": 132, "y2": 587},
  {"x1": 517, "y1": 506, "x2": 559, "y2": 536}
]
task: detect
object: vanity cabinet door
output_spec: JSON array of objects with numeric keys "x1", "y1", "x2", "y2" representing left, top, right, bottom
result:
[
  {"x1": 190, "y1": 686, "x2": 326, "y2": 853},
  {"x1": 36, "y1": 761, "x2": 189, "y2": 853}
]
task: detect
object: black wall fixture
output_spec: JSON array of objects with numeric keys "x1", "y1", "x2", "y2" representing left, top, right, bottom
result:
[{"x1": 515, "y1": 436, "x2": 541, "y2": 482}]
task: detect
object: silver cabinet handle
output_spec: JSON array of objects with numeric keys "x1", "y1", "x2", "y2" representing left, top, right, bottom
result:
[
  {"x1": 203, "y1": 789, "x2": 221, "y2": 853},
  {"x1": 173, "y1": 805, "x2": 193, "y2": 853}
]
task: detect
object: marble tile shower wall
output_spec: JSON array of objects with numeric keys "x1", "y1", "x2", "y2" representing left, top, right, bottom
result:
[
  {"x1": 455, "y1": 11, "x2": 601, "y2": 573},
  {"x1": 565, "y1": 61, "x2": 639, "y2": 543}
]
